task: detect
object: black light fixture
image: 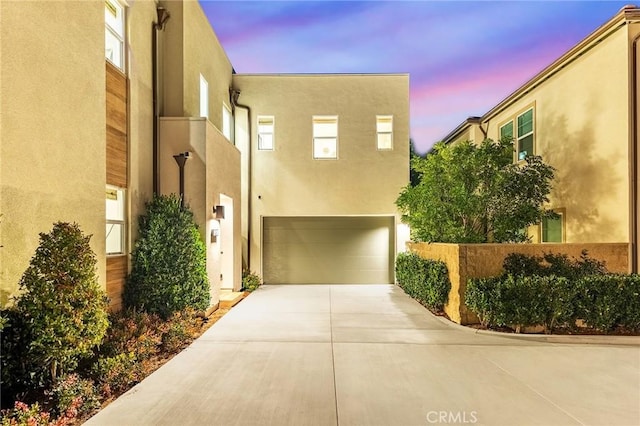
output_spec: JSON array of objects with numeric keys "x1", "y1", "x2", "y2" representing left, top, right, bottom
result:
[
  {"x1": 213, "y1": 205, "x2": 225, "y2": 219},
  {"x1": 173, "y1": 152, "x2": 191, "y2": 208}
]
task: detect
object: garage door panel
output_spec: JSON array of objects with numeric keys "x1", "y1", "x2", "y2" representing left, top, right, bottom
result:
[{"x1": 263, "y1": 216, "x2": 393, "y2": 284}]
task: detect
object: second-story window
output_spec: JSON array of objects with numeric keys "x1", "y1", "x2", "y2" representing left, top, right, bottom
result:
[
  {"x1": 258, "y1": 116, "x2": 274, "y2": 150},
  {"x1": 517, "y1": 108, "x2": 534, "y2": 160},
  {"x1": 223, "y1": 104, "x2": 233, "y2": 142},
  {"x1": 105, "y1": 0, "x2": 125, "y2": 71},
  {"x1": 313, "y1": 116, "x2": 338, "y2": 159},
  {"x1": 199, "y1": 74, "x2": 209, "y2": 119},
  {"x1": 377, "y1": 115, "x2": 393, "y2": 150}
]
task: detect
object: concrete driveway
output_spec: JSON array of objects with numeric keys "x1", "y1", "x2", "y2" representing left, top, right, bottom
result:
[{"x1": 86, "y1": 285, "x2": 640, "y2": 426}]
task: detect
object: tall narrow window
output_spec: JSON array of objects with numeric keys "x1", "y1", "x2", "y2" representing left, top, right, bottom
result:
[
  {"x1": 222, "y1": 104, "x2": 233, "y2": 142},
  {"x1": 377, "y1": 115, "x2": 393, "y2": 150},
  {"x1": 541, "y1": 210, "x2": 564, "y2": 243},
  {"x1": 313, "y1": 116, "x2": 338, "y2": 159},
  {"x1": 516, "y1": 108, "x2": 534, "y2": 160},
  {"x1": 499, "y1": 121, "x2": 513, "y2": 141},
  {"x1": 199, "y1": 74, "x2": 209, "y2": 119},
  {"x1": 106, "y1": 187, "x2": 126, "y2": 255},
  {"x1": 258, "y1": 116, "x2": 275, "y2": 150},
  {"x1": 105, "y1": 0, "x2": 125, "y2": 71}
]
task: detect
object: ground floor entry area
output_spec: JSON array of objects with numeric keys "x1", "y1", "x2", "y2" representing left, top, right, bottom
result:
[{"x1": 262, "y1": 216, "x2": 394, "y2": 284}]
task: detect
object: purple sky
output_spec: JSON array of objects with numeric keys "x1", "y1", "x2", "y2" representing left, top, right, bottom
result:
[{"x1": 199, "y1": 0, "x2": 630, "y2": 154}]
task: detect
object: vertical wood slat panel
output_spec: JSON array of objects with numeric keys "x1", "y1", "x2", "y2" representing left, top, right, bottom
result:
[
  {"x1": 106, "y1": 256, "x2": 128, "y2": 311},
  {"x1": 106, "y1": 62, "x2": 127, "y2": 188}
]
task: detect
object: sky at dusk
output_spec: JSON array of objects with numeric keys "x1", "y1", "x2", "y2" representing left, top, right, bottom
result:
[{"x1": 199, "y1": 0, "x2": 631, "y2": 154}]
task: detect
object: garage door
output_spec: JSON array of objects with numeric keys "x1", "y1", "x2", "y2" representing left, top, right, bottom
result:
[{"x1": 263, "y1": 216, "x2": 394, "y2": 284}]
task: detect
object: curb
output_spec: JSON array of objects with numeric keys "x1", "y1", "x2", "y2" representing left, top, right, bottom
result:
[{"x1": 430, "y1": 311, "x2": 640, "y2": 346}]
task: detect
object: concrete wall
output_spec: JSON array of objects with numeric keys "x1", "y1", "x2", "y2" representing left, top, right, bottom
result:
[
  {"x1": 0, "y1": 1, "x2": 106, "y2": 305},
  {"x1": 409, "y1": 242, "x2": 630, "y2": 324},
  {"x1": 232, "y1": 74, "x2": 410, "y2": 274},
  {"x1": 159, "y1": 118, "x2": 242, "y2": 303}
]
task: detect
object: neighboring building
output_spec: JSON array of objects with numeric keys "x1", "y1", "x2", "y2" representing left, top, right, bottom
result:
[
  {"x1": 0, "y1": 0, "x2": 409, "y2": 308},
  {"x1": 441, "y1": 5, "x2": 640, "y2": 272}
]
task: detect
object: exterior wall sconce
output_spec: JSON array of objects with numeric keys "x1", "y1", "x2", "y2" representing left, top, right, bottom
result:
[
  {"x1": 213, "y1": 205, "x2": 225, "y2": 219},
  {"x1": 211, "y1": 228, "x2": 220, "y2": 243}
]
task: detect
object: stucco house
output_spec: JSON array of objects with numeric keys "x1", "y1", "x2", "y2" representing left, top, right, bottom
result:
[
  {"x1": 441, "y1": 5, "x2": 640, "y2": 273},
  {"x1": 0, "y1": 0, "x2": 409, "y2": 309}
]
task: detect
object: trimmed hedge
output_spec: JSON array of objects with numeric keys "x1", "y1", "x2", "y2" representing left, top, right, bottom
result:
[
  {"x1": 395, "y1": 252, "x2": 450, "y2": 311},
  {"x1": 466, "y1": 273, "x2": 640, "y2": 333}
]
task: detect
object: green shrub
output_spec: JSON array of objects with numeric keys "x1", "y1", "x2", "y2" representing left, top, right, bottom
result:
[
  {"x1": 575, "y1": 274, "x2": 640, "y2": 332},
  {"x1": 161, "y1": 309, "x2": 200, "y2": 353},
  {"x1": 91, "y1": 352, "x2": 143, "y2": 398},
  {"x1": 465, "y1": 276, "x2": 500, "y2": 327},
  {"x1": 99, "y1": 309, "x2": 164, "y2": 361},
  {"x1": 8, "y1": 223, "x2": 108, "y2": 389},
  {"x1": 395, "y1": 252, "x2": 450, "y2": 311},
  {"x1": 503, "y1": 250, "x2": 607, "y2": 280},
  {"x1": 47, "y1": 374, "x2": 100, "y2": 419},
  {"x1": 242, "y1": 269, "x2": 262, "y2": 292},
  {"x1": 124, "y1": 194, "x2": 210, "y2": 319}
]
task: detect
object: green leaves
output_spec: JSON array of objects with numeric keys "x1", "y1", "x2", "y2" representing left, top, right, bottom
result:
[
  {"x1": 124, "y1": 194, "x2": 210, "y2": 319},
  {"x1": 396, "y1": 139, "x2": 556, "y2": 243},
  {"x1": 395, "y1": 252, "x2": 450, "y2": 311},
  {"x1": 3, "y1": 222, "x2": 109, "y2": 391}
]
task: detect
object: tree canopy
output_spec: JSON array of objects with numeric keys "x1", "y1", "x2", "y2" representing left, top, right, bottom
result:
[{"x1": 396, "y1": 138, "x2": 556, "y2": 243}]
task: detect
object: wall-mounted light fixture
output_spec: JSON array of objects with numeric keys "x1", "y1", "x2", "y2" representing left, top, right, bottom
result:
[
  {"x1": 210, "y1": 227, "x2": 220, "y2": 243},
  {"x1": 213, "y1": 205, "x2": 225, "y2": 219}
]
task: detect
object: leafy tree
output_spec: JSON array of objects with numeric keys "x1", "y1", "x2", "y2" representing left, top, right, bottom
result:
[
  {"x1": 5, "y1": 222, "x2": 108, "y2": 388},
  {"x1": 124, "y1": 194, "x2": 210, "y2": 318},
  {"x1": 396, "y1": 138, "x2": 556, "y2": 243},
  {"x1": 409, "y1": 139, "x2": 422, "y2": 187}
]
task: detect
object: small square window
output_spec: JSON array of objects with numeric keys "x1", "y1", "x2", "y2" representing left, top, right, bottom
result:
[
  {"x1": 377, "y1": 115, "x2": 393, "y2": 150},
  {"x1": 258, "y1": 116, "x2": 274, "y2": 150},
  {"x1": 499, "y1": 121, "x2": 513, "y2": 141},
  {"x1": 313, "y1": 116, "x2": 338, "y2": 159}
]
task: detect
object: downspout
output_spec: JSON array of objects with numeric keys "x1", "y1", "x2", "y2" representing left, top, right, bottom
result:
[
  {"x1": 230, "y1": 88, "x2": 253, "y2": 269},
  {"x1": 152, "y1": 7, "x2": 170, "y2": 194},
  {"x1": 630, "y1": 27, "x2": 640, "y2": 272}
]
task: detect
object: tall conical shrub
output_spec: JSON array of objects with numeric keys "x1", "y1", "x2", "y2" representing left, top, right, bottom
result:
[
  {"x1": 124, "y1": 194, "x2": 210, "y2": 318},
  {"x1": 10, "y1": 222, "x2": 108, "y2": 385}
]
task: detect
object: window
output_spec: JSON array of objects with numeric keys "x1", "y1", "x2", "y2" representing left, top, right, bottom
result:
[
  {"x1": 377, "y1": 115, "x2": 393, "y2": 150},
  {"x1": 499, "y1": 121, "x2": 513, "y2": 141},
  {"x1": 516, "y1": 108, "x2": 534, "y2": 161},
  {"x1": 258, "y1": 116, "x2": 274, "y2": 150},
  {"x1": 199, "y1": 74, "x2": 208, "y2": 119},
  {"x1": 106, "y1": 187, "x2": 126, "y2": 255},
  {"x1": 541, "y1": 210, "x2": 564, "y2": 243},
  {"x1": 313, "y1": 116, "x2": 338, "y2": 159},
  {"x1": 222, "y1": 104, "x2": 233, "y2": 142},
  {"x1": 105, "y1": 0, "x2": 125, "y2": 71}
]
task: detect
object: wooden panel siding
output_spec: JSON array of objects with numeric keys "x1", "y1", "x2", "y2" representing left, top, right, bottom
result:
[
  {"x1": 106, "y1": 61, "x2": 128, "y2": 310},
  {"x1": 106, "y1": 62, "x2": 127, "y2": 187},
  {"x1": 106, "y1": 256, "x2": 127, "y2": 311}
]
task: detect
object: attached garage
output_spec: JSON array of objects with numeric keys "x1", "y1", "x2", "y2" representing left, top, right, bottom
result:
[{"x1": 262, "y1": 216, "x2": 395, "y2": 284}]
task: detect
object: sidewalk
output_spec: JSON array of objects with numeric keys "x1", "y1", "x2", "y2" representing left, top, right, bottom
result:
[{"x1": 86, "y1": 285, "x2": 640, "y2": 426}]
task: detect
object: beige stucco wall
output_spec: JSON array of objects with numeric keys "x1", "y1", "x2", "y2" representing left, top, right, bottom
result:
[
  {"x1": 232, "y1": 74, "x2": 410, "y2": 274},
  {"x1": 409, "y1": 242, "x2": 630, "y2": 324},
  {"x1": 162, "y1": 0, "x2": 234, "y2": 130},
  {"x1": 481, "y1": 25, "x2": 631, "y2": 244},
  {"x1": 159, "y1": 118, "x2": 242, "y2": 302},
  {"x1": 127, "y1": 0, "x2": 157, "y2": 245},
  {"x1": 0, "y1": 1, "x2": 106, "y2": 305}
]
